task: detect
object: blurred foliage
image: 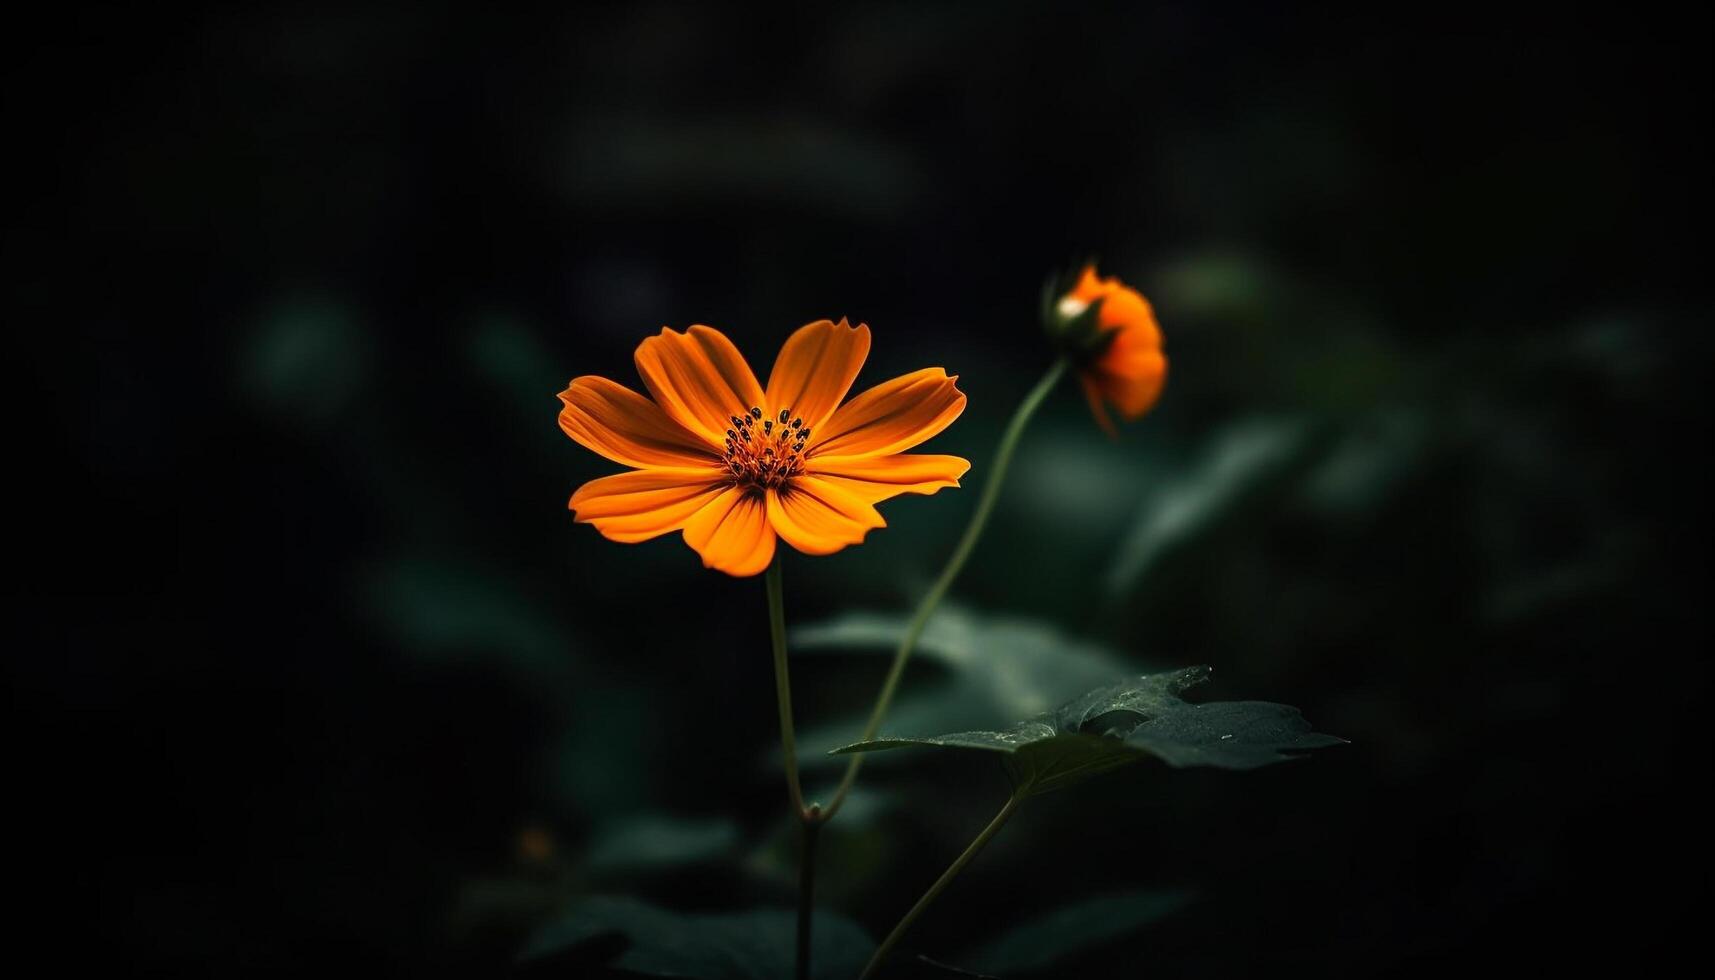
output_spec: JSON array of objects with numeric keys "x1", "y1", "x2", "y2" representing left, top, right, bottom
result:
[
  {"x1": 520, "y1": 897, "x2": 873, "y2": 980},
  {"x1": 584, "y1": 815, "x2": 741, "y2": 877},
  {"x1": 14, "y1": 1, "x2": 1710, "y2": 976},
  {"x1": 1103, "y1": 416, "x2": 1325, "y2": 595},
  {"x1": 958, "y1": 889, "x2": 1195, "y2": 976}
]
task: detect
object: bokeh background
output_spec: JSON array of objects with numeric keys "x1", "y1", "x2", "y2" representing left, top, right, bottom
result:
[{"x1": 13, "y1": 2, "x2": 1711, "y2": 975}]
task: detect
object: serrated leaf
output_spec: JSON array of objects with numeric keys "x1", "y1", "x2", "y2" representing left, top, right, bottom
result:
[
  {"x1": 833, "y1": 667, "x2": 1343, "y2": 794},
  {"x1": 960, "y1": 888, "x2": 1195, "y2": 975},
  {"x1": 1123, "y1": 698, "x2": 1348, "y2": 769},
  {"x1": 791, "y1": 605, "x2": 1147, "y2": 770},
  {"x1": 519, "y1": 896, "x2": 872, "y2": 980}
]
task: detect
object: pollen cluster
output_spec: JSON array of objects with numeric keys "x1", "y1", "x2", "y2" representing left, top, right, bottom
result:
[{"x1": 723, "y1": 406, "x2": 811, "y2": 491}]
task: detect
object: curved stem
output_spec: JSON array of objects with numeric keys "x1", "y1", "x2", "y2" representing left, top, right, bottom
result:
[
  {"x1": 860, "y1": 789, "x2": 1029, "y2": 978},
  {"x1": 766, "y1": 555, "x2": 807, "y2": 817},
  {"x1": 824, "y1": 358, "x2": 1068, "y2": 819}
]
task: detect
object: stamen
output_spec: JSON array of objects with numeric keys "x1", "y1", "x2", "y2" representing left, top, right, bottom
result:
[{"x1": 718, "y1": 403, "x2": 812, "y2": 492}]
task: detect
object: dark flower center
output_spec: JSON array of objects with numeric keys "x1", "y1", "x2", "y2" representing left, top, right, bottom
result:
[{"x1": 723, "y1": 406, "x2": 811, "y2": 491}]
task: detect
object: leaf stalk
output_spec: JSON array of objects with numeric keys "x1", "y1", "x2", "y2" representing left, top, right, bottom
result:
[
  {"x1": 823, "y1": 358, "x2": 1069, "y2": 820},
  {"x1": 860, "y1": 785, "x2": 1031, "y2": 978}
]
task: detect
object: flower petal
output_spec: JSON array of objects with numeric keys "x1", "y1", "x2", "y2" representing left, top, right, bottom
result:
[
  {"x1": 1080, "y1": 375, "x2": 1118, "y2": 438},
  {"x1": 809, "y1": 368, "x2": 966, "y2": 458},
  {"x1": 569, "y1": 467, "x2": 730, "y2": 543},
  {"x1": 1067, "y1": 264, "x2": 1110, "y2": 303},
  {"x1": 683, "y1": 486, "x2": 776, "y2": 577},
  {"x1": 764, "y1": 318, "x2": 871, "y2": 433},
  {"x1": 1096, "y1": 287, "x2": 1158, "y2": 338},
  {"x1": 1098, "y1": 367, "x2": 1167, "y2": 419},
  {"x1": 559, "y1": 376, "x2": 720, "y2": 468},
  {"x1": 634, "y1": 325, "x2": 766, "y2": 446},
  {"x1": 766, "y1": 476, "x2": 886, "y2": 556},
  {"x1": 1094, "y1": 327, "x2": 1167, "y2": 419},
  {"x1": 804, "y1": 454, "x2": 970, "y2": 504}
]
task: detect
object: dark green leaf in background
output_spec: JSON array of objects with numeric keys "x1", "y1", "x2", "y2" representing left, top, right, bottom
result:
[
  {"x1": 584, "y1": 814, "x2": 740, "y2": 875},
  {"x1": 1104, "y1": 417, "x2": 1323, "y2": 596},
  {"x1": 960, "y1": 888, "x2": 1196, "y2": 975},
  {"x1": 519, "y1": 896, "x2": 872, "y2": 980}
]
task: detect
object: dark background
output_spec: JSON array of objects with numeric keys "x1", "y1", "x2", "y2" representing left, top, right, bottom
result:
[{"x1": 10, "y1": 2, "x2": 1711, "y2": 975}]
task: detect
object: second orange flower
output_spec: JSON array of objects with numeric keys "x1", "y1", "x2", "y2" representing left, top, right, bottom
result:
[
  {"x1": 1053, "y1": 264, "x2": 1168, "y2": 434},
  {"x1": 558, "y1": 319, "x2": 969, "y2": 577}
]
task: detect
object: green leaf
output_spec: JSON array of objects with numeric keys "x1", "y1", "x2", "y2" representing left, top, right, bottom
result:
[
  {"x1": 241, "y1": 295, "x2": 369, "y2": 425},
  {"x1": 519, "y1": 896, "x2": 873, "y2": 980},
  {"x1": 584, "y1": 814, "x2": 739, "y2": 875},
  {"x1": 960, "y1": 888, "x2": 1195, "y2": 975},
  {"x1": 364, "y1": 558, "x2": 575, "y2": 685},
  {"x1": 791, "y1": 605, "x2": 1146, "y2": 770},
  {"x1": 832, "y1": 667, "x2": 1343, "y2": 795},
  {"x1": 1104, "y1": 417, "x2": 1324, "y2": 596}
]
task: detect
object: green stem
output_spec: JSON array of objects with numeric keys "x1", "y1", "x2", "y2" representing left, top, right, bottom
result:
[
  {"x1": 767, "y1": 555, "x2": 821, "y2": 980},
  {"x1": 859, "y1": 789, "x2": 1030, "y2": 979},
  {"x1": 823, "y1": 358, "x2": 1068, "y2": 820},
  {"x1": 796, "y1": 813, "x2": 820, "y2": 980},
  {"x1": 766, "y1": 555, "x2": 807, "y2": 817}
]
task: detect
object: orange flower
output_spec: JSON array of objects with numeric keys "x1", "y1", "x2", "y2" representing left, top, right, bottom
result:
[
  {"x1": 558, "y1": 319, "x2": 969, "y2": 577},
  {"x1": 1055, "y1": 264, "x2": 1167, "y2": 434}
]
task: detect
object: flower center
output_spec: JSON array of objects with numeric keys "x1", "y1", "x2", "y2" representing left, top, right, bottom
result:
[
  {"x1": 722, "y1": 406, "x2": 811, "y2": 491},
  {"x1": 1056, "y1": 295, "x2": 1091, "y2": 319}
]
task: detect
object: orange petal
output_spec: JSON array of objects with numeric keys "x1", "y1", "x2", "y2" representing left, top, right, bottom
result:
[
  {"x1": 634, "y1": 325, "x2": 765, "y2": 446},
  {"x1": 1098, "y1": 358, "x2": 1168, "y2": 419},
  {"x1": 1080, "y1": 375, "x2": 1118, "y2": 438},
  {"x1": 766, "y1": 476, "x2": 886, "y2": 556},
  {"x1": 559, "y1": 376, "x2": 720, "y2": 468},
  {"x1": 1067, "y1": 264, "x2": 1110, "y2": 303},
  {"x1": 1096, "y1": 286, "x2": 1158, "y2": 338},
  {"x1": 809, "y1": 368, "x2": 966, "y2": 458},
  {"x1": 1095, "y1": 320, "x2": 1164, "y2": 376},
  {"x1": 1094, "y1": 327, "x2": 1168, "y2": 419},
  {"x1": 805, "y1": 454, "x2": 970, "y2": 504},
  {"x1": 568, "y1": 467, "x2": 730, "y2": 543},
  {"x1": 682, "y1": 486, "x2": 776, "y2": 576},
  {"x1": 764, "y1": 319, "x2": 871, "y2": 432}
]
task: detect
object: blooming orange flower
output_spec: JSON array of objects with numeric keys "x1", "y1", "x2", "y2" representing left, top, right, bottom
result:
[
  {"x1": 1055, "y1": 264, "x2": 1167, "y2": 434},
  {"x1": 558, "y1": 319, "x2": 969, "y2": 577}
]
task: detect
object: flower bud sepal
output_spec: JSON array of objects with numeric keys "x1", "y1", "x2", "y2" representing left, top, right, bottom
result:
[{"x1": 1040, "y1": 269, "x2": 1118, "y2": 362}]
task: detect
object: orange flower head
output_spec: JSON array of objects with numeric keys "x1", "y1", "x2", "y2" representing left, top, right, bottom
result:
[
  {"x1": 558, "y1": 319, "x2": 970, "y2": 577},
  {"x1": 1049, "y1": 264, "x2": 1168, "y2": 434}
]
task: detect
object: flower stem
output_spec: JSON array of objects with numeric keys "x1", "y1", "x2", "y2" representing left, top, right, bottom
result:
[
  {"x1": 859, "y1": 788, "x2": 1030, "y2": 978},
  {"x1": 766, "y1": 555, "x2": 807, "y2": 818},
  {"x1": 797, "y1": 812, "x2": 821, "y2": 980},
  {"x1": 823, "y1": 358, "x2": 1068, "y2": 820},
  {"x1": 767, "y1": 555, "x2": 822, "y2": 980}
]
